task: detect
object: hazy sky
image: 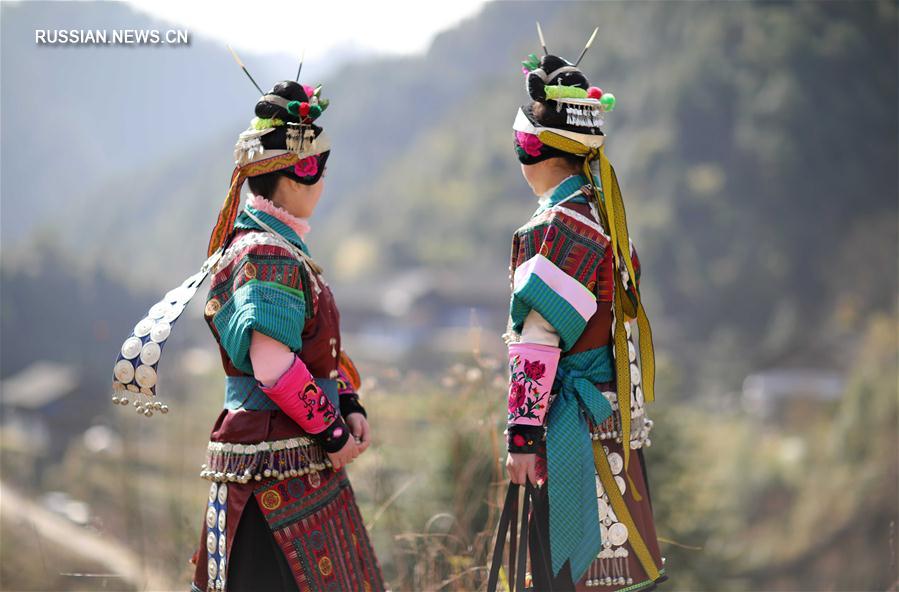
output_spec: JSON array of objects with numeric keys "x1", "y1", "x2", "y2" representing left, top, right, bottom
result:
[{"x1": 125, "y1": 0, "x2": 489, "y2": 59}]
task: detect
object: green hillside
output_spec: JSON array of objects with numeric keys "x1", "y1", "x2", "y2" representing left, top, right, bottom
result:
[{"x1": 2, "y1": 2, "x2": 897, "y2": 590}]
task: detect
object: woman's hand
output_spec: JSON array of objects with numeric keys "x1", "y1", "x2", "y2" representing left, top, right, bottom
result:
[
  {"x1": 506, "y1": 452, "x2": 538, "y2": 485},
  {"x1": 345, "y1": 413, "x2": 371, "y2": 453},
  {"x1": 327, "y1": 437, "x2": 360, "y2": 471}
]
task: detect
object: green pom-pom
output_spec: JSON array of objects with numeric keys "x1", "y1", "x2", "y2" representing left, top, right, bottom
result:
[
  {"x1": 309, "y1": 104, "x2": 322, "y2": 118},
  {"x1": 522, "y1": 53, "x2": 540, "y2": 72},
  {"x1": 544, "y1": 85, "x2": 588, "y2": 100},
  {"x1": 600, "y1": 93, "x2": 617, "y2": 111},
  {"x1": 286, "y1": 100, "x2": 301, "y2": 115},
  {"x1": 318, "y1": 98, "x2": 329, "y2": 112}
]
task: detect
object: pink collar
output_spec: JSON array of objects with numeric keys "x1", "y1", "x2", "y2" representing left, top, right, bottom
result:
[{"x1": 246, "y1": 193, "x2": 311, "y2": 239}]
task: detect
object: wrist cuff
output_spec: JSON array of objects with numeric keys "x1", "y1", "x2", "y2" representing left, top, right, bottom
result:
[
  {"x1": 316, "y1": 415, "x2": 350, "y2": 453},
  {"x1": 507, "y1": 424, "x2": 544, "y2": 453},
  {"x1": 339, "y1": 393, "x2": 367, "y2": 418}
]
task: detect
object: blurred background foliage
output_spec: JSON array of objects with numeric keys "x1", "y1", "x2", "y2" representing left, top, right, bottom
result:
[{"x1": 1, "y1": 1, "x2": 896, "y2": 591}]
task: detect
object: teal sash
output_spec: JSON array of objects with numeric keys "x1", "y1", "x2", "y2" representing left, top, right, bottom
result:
[{"x1": 545, "y1": 345, "x2": 614, "y2": 579}]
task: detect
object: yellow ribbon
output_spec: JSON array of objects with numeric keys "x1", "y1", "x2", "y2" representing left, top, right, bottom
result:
[
  {"x1": 207, "y1": 152, "x2": 303, "y2": 256},
  {"x1": 593, "y1": 440, "x2": 661, "y2": 581},
  {"x1": 537, "y1": 131, "x2": 656, "y2": 496}
]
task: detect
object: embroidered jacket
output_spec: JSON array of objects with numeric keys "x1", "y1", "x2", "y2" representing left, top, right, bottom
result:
[
  {"x1": 201, "y1": 199, "x2": 365, "y2": 480},
  {"x1": 507, "y1": 175, "x2": 641, "y2": 445}
]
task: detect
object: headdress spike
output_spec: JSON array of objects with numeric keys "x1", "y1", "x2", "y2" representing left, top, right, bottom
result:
[
  {"x1": 536, "y1": 22, "x2": 548, "y2": 55},
  {"x1": 295, "y1": 48, "x2": 305, "y2": 82},
  {"x1": 227, "y1": 44, "x2": 264, "y2": 95},
  {"x1": 574, "y1": 27, "x2": 599, "y2": 67}
]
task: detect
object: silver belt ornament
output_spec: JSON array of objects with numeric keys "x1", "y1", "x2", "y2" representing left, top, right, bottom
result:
[
  {"x1": 111, "y1": 210, "x2": 323, "y2": 418},
  {"x1": 111, "y1": 248, "x2": 223, "y2": 417}
]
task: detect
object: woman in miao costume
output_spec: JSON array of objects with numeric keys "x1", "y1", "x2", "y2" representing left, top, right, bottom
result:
[
  {"x1": 502, "y1": 25, "x2": 667, "y2": 592},
  {"x1": 110, "y1": 49, "x2": 384, "y2": 592}
]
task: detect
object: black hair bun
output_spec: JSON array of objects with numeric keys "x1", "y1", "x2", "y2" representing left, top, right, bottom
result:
[
  {"x1": 254, "y1": 80, "x2": 309, "y2": 122},
  {"x1": 526, "y1": 71, "x2": 547, "y2": 101},
  {"x1": 526, "y1": 55, "x2": 590, "y2": 102},
  {"x1": 252, "y1": 81, "x2": 319, "y2": 152}
]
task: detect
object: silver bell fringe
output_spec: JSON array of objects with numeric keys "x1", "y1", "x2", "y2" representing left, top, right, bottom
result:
[
  {"x1": 585, "y1": 547, "x2": 633, "y2": 588},
  {"x1": 200, "y1": 437, "x2": 331, "y2": 484}
]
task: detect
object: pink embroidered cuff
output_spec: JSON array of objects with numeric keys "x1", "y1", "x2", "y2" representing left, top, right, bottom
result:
[
  {"x1": 259, "y1": 355, "x2": 347, "y2": 451},
  {"x1": 507, "y1": 342, "x2": 560, "y2": 427}
]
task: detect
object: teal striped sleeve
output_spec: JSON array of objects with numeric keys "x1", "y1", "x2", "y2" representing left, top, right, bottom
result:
[
  {"x1": 508, "y1": 215, "x2": 601, "y2": 351},
  {"x1": 213, "y1": 255, "x2": 307, "y2": 375}
]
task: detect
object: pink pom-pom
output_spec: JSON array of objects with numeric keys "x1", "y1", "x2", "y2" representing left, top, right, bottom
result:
[
  {"x1": 522, "y1": 66, "x2": 530, "y2": 75},
  {"x1": 587, "y1": 86, "x2": 603, "y2": 99}
]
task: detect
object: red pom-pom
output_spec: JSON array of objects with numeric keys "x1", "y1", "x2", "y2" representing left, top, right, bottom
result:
[
  {"x1": 587, "y1": 86, "x2": 603, "y2": 99},
  {"x1": 512, "y1": 434, "x2": 526, "y2": 447},
  {"x1": 299, "y1": 102, "x2": 310, "y2": 117}
]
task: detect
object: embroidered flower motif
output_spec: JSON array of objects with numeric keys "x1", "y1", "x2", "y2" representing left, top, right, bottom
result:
[
  {"x1": 515, "y1": 131, "x2": 543, "y2": 157},
  {"x1": 510, "y1": 381, "x2": 527, "y2": 409},
  {"x1": 294, "y1": 155, "x2": 319, "y2": 178},
  {"x1": 524, "y1": 359, "x2": 546, "y2": 382}
]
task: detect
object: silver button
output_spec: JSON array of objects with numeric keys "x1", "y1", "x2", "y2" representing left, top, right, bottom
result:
[
  {"x1": 135, "y1": 365, "x2": 158, "y2": 388},
  {"x1": 205, "y1": 506, "x2": 216, "y2": 528},
  {"x1": 597, "y1": 498, "x2": 609, "y2": 522},
  {"x1": 150, "y1": 321, "x2": 171, "y2": 343},
  {"x1": 206, "y1": 531, "x2": 217, "y2": 554},
  {"x1": 121, "y1": 337, "x2": 143, "y2": 360},
  {"x1": 608, "y1": 522, "x2": 629, "y2": 546},
  {"x1": 217, "y1": 509, "x2": 226, "y2": 531},
  {"x1": 165, "y1": 286, "x2": 191, "y2": 303},
  {"x1": 148, "y1": 301, "x2": 170, "y2": 320},
  {"x1": 217, "y1": 483, "x2": 228, "y2": 504},
  {"x1": 134, "y1": 317, "x2": 154, "y2": 338},
  {"x1": 162, "y1": 303, "x2": 185, "y2": 323},
  {"x1": 630, "y1": 364, "x2": 641, "y2": 386},
  {"x1": 140, "y1": 342, "x2": 161, "y2": 366},
  {"x1": 114, "y1": 360, "x2": 135, "y2": 384},
  {"x1": 608, "y1": 452, "x2": 623, "y2": 475},
  {"x1": 208, "y1": 483, "x2": 218, "y2": 502},
  {"x1": 614, "y1": 475, "x2": 626, "y2": 495},
  {"x1": 207, "y1": 558, "x2": 217, "y2": 580},
  {"x1": 177, "y1": 286, "x2": 199, "y2": 305}
]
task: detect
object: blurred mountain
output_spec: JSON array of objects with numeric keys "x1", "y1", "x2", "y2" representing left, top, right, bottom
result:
[{"x1": 0, "y1": 0, "x2": 350, "y2": 241}]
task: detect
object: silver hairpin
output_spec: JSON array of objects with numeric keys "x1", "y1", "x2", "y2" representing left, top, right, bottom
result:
[
  {"x1": 574, "y1": 27, "x2": 599, "y2": 67},
  {"x1": 227, "y1": 45, "x2": 264, "y2": 95},
  {"x1": 295, "y1": 47, "x2": 305, "y2": 82},
  {"x1": 536, "y1": 22, "x2": 548, "y2": 55}
]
